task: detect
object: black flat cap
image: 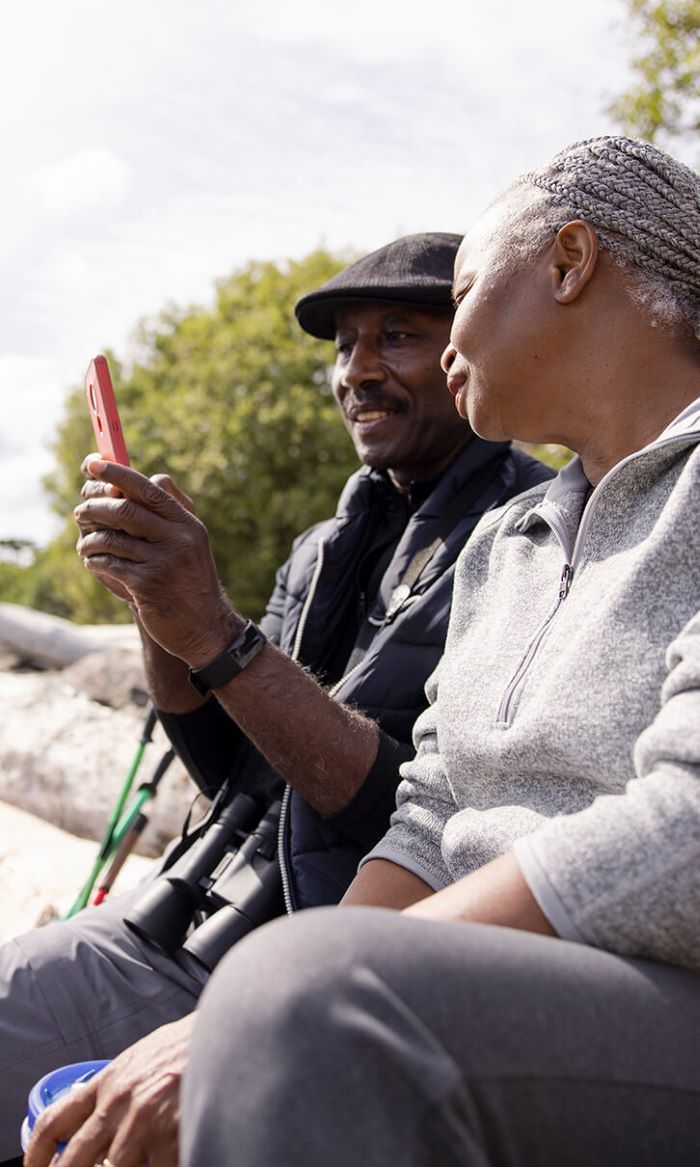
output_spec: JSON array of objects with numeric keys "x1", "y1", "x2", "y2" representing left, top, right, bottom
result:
[{"x1": 294, "y1": 232, "x2": 462, "y2": 339}]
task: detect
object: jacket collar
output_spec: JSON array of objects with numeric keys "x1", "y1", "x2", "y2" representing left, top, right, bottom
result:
[
  {"x1": 335, "y1": 436, "x2": 512, "y2": 522},
  {"x1": 517, "y1": 395, "x2": 700, "y2": 537}
]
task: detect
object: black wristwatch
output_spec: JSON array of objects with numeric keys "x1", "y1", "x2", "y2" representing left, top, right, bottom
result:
[{"x1": 188, "y1": 620, "x2": 268, "y2": 697}]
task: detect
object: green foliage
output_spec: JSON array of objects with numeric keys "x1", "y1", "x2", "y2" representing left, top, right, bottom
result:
[
  {"x1": 522, "y1": 444, "x2": 572, "y2": 473},
  {"x1": 0, "y1": 561, "x2": 29, "y2": 606},
  {"x1": 14, "y1": 249, "x2": 361, "y2": 624},
  {"x1": 608, "y1": 0, "x2": 700, "y2": 147},
  {"x1": 1, "y1": 247, "x2": 575, "y2": 626}
]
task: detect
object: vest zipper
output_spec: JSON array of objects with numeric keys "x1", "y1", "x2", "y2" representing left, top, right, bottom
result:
[
  {"x1": 278, "y1": 538, "x2": 328, "y2": 915},
  {"x1": 277, "y1": 783, "x2": 295, "y2": 914},
  {"x1": 291, "y1": 539, "x2": 326, "y2": 661}
]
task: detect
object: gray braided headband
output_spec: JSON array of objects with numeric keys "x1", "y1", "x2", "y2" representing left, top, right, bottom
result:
[{"x1": 516, "y1": 136, "x2": 700, "y2": 337}]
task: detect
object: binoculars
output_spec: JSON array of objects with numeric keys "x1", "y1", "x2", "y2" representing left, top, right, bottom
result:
[{"x1": 125, "y1": 792, "x2": 284, "y2": 973}]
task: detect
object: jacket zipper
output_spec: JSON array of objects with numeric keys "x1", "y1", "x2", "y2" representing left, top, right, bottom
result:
[
  {"x1": 496, "y1": 430, "x2": 697, "y2": 726},
  {"x1": 496, "y1": 563, "x2": 572, "y2": 725},
  {"x1": 278, "y1": 539, "x2": 328, "y2": 915}
]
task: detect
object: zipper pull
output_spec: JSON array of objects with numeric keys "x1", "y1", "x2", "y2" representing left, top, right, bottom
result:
[
  {"x1": 384, "y1": 583, "x2": 412, "y2": 625},
  {"x1": 559, "y1": 563, "x2": 573, "y2": 600}
]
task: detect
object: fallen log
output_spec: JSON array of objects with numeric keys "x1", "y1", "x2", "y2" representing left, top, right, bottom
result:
[{"x1": 0, "y1": 602, "x2": 139, "y2": 670}]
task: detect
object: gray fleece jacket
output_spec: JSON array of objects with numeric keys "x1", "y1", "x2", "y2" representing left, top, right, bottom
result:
[{"x1": 364, "y1": 399, "x2": 700, "y2": 971}]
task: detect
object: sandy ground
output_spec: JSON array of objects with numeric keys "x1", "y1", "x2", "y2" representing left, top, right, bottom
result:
[{"x1": 0, "y1": 799, "x2": 155, "y2": 943}]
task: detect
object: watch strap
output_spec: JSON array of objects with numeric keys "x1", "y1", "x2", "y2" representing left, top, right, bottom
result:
[{"x1": 188, "y1": 620, "x2": 267, "y2": 696}]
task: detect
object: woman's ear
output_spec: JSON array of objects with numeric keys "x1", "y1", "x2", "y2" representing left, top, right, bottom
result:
[{"x1": 550, "y1": 220, "x2": 599, "y2": 304}]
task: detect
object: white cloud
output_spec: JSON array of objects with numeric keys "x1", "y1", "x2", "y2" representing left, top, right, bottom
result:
[
  {"x1": 0, "y1": 354, "x2": 68, "y2": 544},
  {"x1": 0, "y1": 0, "x2": 656, "y2": 546},
  {"x1": 33, "y1": 149, "x2": 131, "y2": 216}
]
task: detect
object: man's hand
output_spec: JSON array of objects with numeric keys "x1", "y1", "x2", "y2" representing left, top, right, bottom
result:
[
  {"x1": 74, "y1": 457, "x2": 382, "y2": 813},
  {"x1": 75, "y1": 458, "x2": 240, "y2": 665},
  {"x1": 24, "y1": 1014, "x2": 194, "y2": 1167}
]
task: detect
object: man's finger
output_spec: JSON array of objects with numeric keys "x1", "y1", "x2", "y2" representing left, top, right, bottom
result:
[
  {"x1": 24, "y1": 1085, "x2": 96, "y2": 1167},
  {"x1": 41, "y1": 1114, "x2": 114, "y2": 1167},
  {"x1": 74, "y1": 495, "x2": 165, "y2": 540},
  {"x1": 151, "y1": 473, "x2": 197, "y2": 514},
  {"x1": 74, "y1": 484, "x2": 200, "y2": 541},
  {"x1": 80, "y1": 479, "x2": 120, "y2": 500},
  {"x1": 83, "y1": 459, "x2": 188, "y2": 521},
  {"x1": 77, "y1": 528, "x2": 149, "y2": 563},
  {"x1": 80, "y1": 451, "x2": 102, "y2": 477},
  {"x1": 101, "y1": 1120, "x2": 177, "y2": 1167}
]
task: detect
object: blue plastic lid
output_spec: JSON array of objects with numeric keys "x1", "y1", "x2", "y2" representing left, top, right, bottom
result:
[{"x1": 22, "y1": 1060, "x2": 110, "y2": 1151}]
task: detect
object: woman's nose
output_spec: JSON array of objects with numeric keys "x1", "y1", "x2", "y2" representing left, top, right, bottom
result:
[{"x1": 441, "y1": 342, "x2": 457, "y2": 374}]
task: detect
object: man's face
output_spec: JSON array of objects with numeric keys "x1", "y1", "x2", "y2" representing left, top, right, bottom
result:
[{"x1": 332, "y1": 302, "x2": 471, "y2": 492}]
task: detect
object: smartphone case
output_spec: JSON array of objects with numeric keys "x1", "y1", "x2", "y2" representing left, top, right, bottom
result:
[{"x1": 84, "y1": 355, "x2": 130, "y2": 465}]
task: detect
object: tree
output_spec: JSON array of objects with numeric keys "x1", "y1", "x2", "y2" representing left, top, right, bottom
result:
[
  {"x1": 5, "y1": 247, "x2": 570, "y2": 625},
  {"x1": 26, "y1": 250, "x2": 361, "y2": 623},
  {"x1": 608, "y1": 0, "x2": 700, "y2": 148}
]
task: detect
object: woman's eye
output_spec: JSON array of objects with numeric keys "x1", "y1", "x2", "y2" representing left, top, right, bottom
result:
[{"x1": 453, "y1": 282, "x2": 472, "y2": 307}]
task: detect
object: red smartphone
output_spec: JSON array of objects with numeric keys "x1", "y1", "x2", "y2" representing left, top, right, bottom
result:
[{"x1": 84, "y1": 355, "x2": 130, "y2": 465}]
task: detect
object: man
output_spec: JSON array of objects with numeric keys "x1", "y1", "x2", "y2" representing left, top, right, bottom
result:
[{"x1": 1, "y1": 232, "x2": 550, "y2": 1161}]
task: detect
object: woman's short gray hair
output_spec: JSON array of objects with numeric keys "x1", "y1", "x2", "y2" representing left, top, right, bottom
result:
[{"x1": 497, "y1": 136, "x2": 700, "y2": 337}]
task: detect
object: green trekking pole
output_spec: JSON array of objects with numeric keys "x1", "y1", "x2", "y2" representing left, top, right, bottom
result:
[
  {"x1": 91, "y1": 746, "x2": 176, "y2": 905},
  {"x1": 64, "y1": 705, "x2": 159, "y2": 918}
]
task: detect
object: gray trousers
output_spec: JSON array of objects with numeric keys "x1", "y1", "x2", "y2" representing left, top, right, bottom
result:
[
  {"x1": 182, "y1": 907, "x2": 700, "y2": 1167},
  {"x1": 0, "y1": 888, "x2": 207, "y2": 1159}
]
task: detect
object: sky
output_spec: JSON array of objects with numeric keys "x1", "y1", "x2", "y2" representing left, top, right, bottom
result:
[{"x1": 0, "y1": 0, "x2": 646, "y2": 547}]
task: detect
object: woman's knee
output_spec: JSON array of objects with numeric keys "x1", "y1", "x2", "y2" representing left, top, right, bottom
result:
[{"x1": 191, "y1": 905, "x2": 400, "y2": 1063}]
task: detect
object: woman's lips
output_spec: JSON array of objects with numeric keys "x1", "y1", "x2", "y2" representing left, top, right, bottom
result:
[{"x1": 446, "y1": 373, "x2": 466, "y2": 398}]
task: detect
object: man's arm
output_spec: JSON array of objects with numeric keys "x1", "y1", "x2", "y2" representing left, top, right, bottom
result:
[
  {"x1": 136, "y1": 617, "x2": 205, "y2": 713},
  {"x1": 75, "y1": 459, "x2": 382, "y2": 815},
  {"x1": 191, "y1": 632, "x2": 381, "y2": 815}
]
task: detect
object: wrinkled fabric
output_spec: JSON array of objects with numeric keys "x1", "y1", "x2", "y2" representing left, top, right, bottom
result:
[{"x1": 367, "y1": 405, "x2": 700, "y2": 969}]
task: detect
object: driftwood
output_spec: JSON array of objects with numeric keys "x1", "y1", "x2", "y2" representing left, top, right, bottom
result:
[
  {"x1": 0, "y1": 601, "x2": 139, "y2": 670},
  {"x1": 0, "y1": 799, "x2": 155, "y2": 941},
  {"x1": 0, "y1": 605, "x2": 198, "y2": 853}
]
